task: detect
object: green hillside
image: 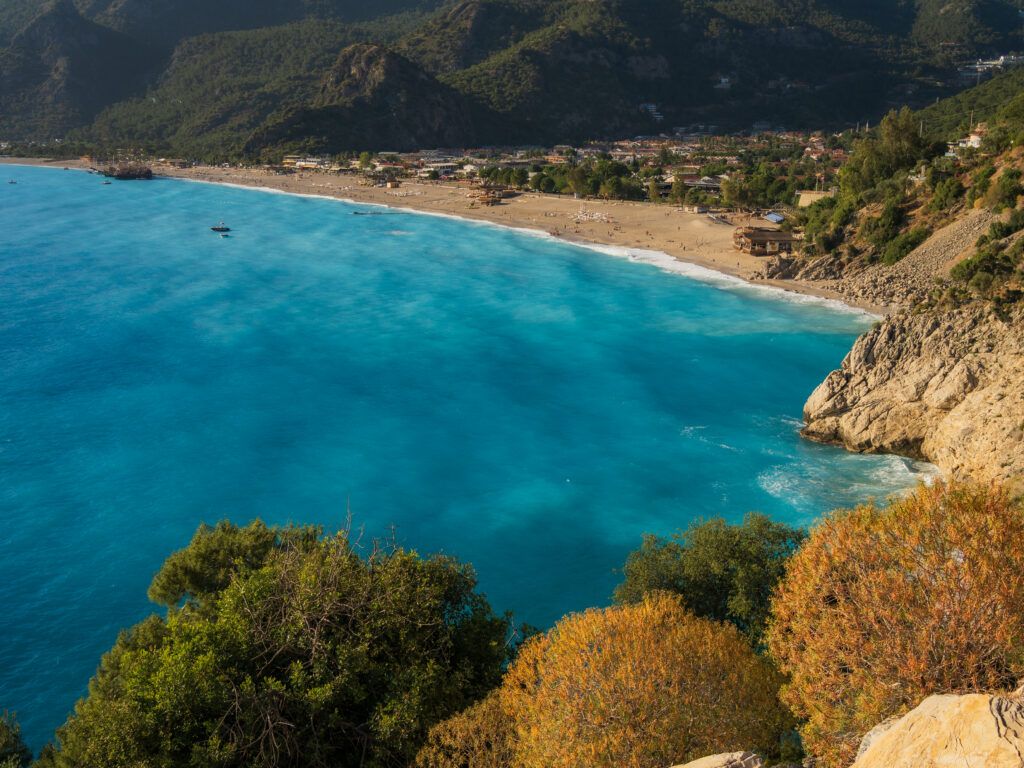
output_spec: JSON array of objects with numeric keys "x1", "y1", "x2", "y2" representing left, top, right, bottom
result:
[
  {"x1": 3, "y1": 0, "x2": 1024, "y2": 153},
  {"x1": 85, "y1": 16, "x2": 426, "y2": 158},
  {"x1": 919, "y1": 67, "x2": 1024, "y2": 138}
]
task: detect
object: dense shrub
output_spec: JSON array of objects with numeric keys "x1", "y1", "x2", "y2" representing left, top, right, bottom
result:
[
  {"x1": 861, "y1": 197, "x2": 905, "y2": 249},
  {"x1": 500, "y1": 594, "x2": 793, "y2": 768},
  {"x1": 951, "y1": 237, "x2": 1024, "y2": 288},
  {"x1": 880, "y1": 226, "x2": 930, "y2": 265},
  {"x1": 967, "y1": 163, "x2": 996, "y2": 206},
  {"x1": 767, "y1": 482, "x2": 1024, "y2": 768},
  {"x1": 45, "y1": 523, "x2": 512, "y2": 768},
  {"x1": 977, "y1": 208, "x2": 1024, "y2": 246},
  {"x1": 614, "y1": 513, "x2": 804, "y2": 646},
  {"x1": 928, "y1": 176, "x2": 964, "y2": 211},
  {"x1": 415, "y1": 692, "x2": 512, "y2": 768},
  {"x1": 0, "y1": 712, "x2": 31, "y2": 768},
  {"x1": 985, "y1": 167, "x2": 1023, "y2": 211}
]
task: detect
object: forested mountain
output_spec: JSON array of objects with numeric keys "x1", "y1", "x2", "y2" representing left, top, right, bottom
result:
[
  {"x1": 0, "y1": 0, "x2": 158, "y2": 139},
  {"x1": 2, "y1": 0, "x2": 1024, "y2": 155},
  {"x1": 72, "y1": 0, "x2": 445, "y2": 48},
  {"x1": 244, "y1": 43, "x2": 515, "y2": 154}
]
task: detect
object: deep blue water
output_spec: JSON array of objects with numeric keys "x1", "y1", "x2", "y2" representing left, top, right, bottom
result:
[{"x1": 0, "y1": 165, "x2": 927, "y2": 749}]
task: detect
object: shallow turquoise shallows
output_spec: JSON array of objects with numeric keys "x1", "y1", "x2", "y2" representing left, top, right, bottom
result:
[{"x1": 1, "y1": 166, "x2": 927, "y2": 748}]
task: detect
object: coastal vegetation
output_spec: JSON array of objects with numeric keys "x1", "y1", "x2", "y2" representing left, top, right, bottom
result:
[
  {"x1": 7, "y1": 483, "x2": 1022, "y2": 767},
  {"x1": 785, "y1": 82, "x2": 1024, "y2": 307},
  {"x1": 0, "y1": 713, "x2": 31, "y2": 768},
  {"x1": 501, "y1": 595, "x2": 792, "y2": 768},
  {"x1": 38, "y1": 523, "x2": 513, "y2": 768},
  {"x1": 768, "y1": 482, "x2": 1024, "y2": 768},
  {"x1": 613, "y1": 514, "x2": 805, "y2": 647}
]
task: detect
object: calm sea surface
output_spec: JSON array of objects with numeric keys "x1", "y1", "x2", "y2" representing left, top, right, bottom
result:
[{"x1": 0, "y1": 165, "x2": 927, "y2": 748}]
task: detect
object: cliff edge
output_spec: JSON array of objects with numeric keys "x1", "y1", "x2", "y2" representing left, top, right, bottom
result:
[{"x1": 802, "y1": 305, "x2": 1024, "y2": 484}]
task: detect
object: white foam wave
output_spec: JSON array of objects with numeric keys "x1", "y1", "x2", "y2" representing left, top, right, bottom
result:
[{"x1": 758, "y1": 453, "x2": 940, "y2": 510}]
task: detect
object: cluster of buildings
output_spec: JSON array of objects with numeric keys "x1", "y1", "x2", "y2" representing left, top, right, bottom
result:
[{"x1": 957, "y1": 54, "x2": 1024, "y2": 85}]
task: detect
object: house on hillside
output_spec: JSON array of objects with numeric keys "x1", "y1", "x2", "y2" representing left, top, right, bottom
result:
[{"x1": 733, "y1": 227, "x2": 798, "y2": 256}]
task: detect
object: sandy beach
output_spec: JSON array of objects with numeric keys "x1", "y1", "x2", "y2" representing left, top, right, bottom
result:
[{"x1": 2, "y1": 158, "x2": 885, "y2": 314}]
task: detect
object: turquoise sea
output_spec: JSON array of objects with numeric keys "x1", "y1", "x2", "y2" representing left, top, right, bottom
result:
[{"x1": 1, "y1": 165, "x2": 928, "y2": 748}]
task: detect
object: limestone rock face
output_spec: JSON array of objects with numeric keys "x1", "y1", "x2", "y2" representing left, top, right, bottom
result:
[
  {"x1": 671, "y1": 752, "x2": 763, "y2": 768},
  {"x1": 852, "y1": 692, "x2": 1024, "y2": 768},
  {"x1": 802, "y1": 304, "x2": 1024, "y2": 485}
]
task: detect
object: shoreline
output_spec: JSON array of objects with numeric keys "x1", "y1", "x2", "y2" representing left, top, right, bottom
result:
[
  {"x1": 3, "y1": 157, "x2": 940, "y2": 484},
  {"x1": 1, "y1": 157, "x2": 889, "y2": 315}
]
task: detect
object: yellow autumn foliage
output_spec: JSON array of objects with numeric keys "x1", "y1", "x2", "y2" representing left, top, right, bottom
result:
[
  {"x1": 767, "y1": 481, "x2": 1024, "y2": 768},
  {"x1": 499, "y1": 593, "x2": 791, "y2": 768},
  {"x1": 415, "y1": 691, "x2": 512, "y2": 768}
]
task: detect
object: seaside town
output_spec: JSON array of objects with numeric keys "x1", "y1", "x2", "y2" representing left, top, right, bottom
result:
[{"x1": 33, "y1": 118, "x2": 987, "y2": 276}]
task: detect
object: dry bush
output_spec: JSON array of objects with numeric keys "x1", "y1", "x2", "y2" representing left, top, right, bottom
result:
[
  {"x1": 415, "y1": 691, "x2": 512, "y2": 768},
  {"x1": 767, "y1": 481, "x2": 1024, "y2": 767},
  {"x1": 499, "y1": 593, "x2": 791, "y2": 768}
]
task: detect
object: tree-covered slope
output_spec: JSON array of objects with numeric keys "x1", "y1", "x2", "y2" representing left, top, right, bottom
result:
[
  {"x1": 397, "y1": 0, "x2": 555, "y2": 76},
  {"x1": 4, "y1": 0, "x2": 1024, "y2": 151},
  {"x1": 243, "y1": 43, "x2": 513, "y2": 155},
  {"x1": 72, "y1": 0, "x2": 445, "y2": 48},
  {"x1": 919, "y1": 67, "x2": 1024, "y2": 138},
  {"x1": 0, "y1": 0, "x2": 158, "y2": 139},
  {"x1": 83, "y1": 18, "x2": 416, "y2": 157}
]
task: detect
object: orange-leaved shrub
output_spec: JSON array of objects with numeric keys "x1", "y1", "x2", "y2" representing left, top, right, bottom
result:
[
  {"x1": 767, "y1": 481, "x2": 1024, "y2": 768},
  {"x1": 497, "y1": 593, "x2": 791, "y2": 768},
  {"x1": 414, "y1": 691, "x2": 512, "y2": 768}
]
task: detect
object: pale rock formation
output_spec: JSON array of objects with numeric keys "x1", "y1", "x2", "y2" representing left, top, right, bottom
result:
[
  {"x1": 802, "y1": 304, "x2": 1024, "y2": 485},
  {"x1": 670, "y1": 752, "x2": 763, "y2": 768},
  {"x1": 852, "y1": 691, "x2": 1024, "y2": 768}
]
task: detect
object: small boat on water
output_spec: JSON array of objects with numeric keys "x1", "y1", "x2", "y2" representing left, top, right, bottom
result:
[
  {"x1": 101, "y1": 181, "x2": 112, "y2": 185},
  {"x1": 7, "y1": 180, "x2": 16, "y2": 185},
  {"x1": 210, "y1": 222, "x2": 231, "y2": 232}
]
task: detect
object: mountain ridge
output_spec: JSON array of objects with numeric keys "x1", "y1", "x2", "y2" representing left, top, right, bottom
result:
[{"x1": 3, "y1": 0, "x2": 1024, "y2": 152}]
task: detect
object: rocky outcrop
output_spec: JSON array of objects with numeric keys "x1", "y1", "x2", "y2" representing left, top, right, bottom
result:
[
  {"x1": 671, "y1": 752, "x2": 763, "y2": 768},
  {"x1": 852, "y1": 691, "x2": 1024, "y2": 768},
  {"x1": 803, "y1": 304, "x2": 1024, "y2": 484}
]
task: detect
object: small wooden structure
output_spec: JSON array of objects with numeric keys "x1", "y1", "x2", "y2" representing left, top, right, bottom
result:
[{"x1": 733, "y1": 226, "x2": 798, "y2": 256}]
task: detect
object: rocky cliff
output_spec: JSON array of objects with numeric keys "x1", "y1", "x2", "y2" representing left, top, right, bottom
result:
[
  {"x1": 852, "y1": 690, "x2": 1024, "y2": 768},
  {"x1": 802, "y1": 304, "x2": 1024, "y2": 485}
]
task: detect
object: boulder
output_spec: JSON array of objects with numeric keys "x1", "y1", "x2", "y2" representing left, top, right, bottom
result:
[
  {"x1": 852, "y1": 691, "x2": 1024, "y2": 768},
  {"x1": 671, "y1": 752, "x2": 763, "y2": 768}
]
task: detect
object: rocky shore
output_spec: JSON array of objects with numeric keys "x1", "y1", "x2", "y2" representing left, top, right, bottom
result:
[
  {"x1": 802, "y1": 304, "x2": 1024, "y2": 486},
  {"x1": 751, "y1": 208, "x2": 1024, "y2": 486}
]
